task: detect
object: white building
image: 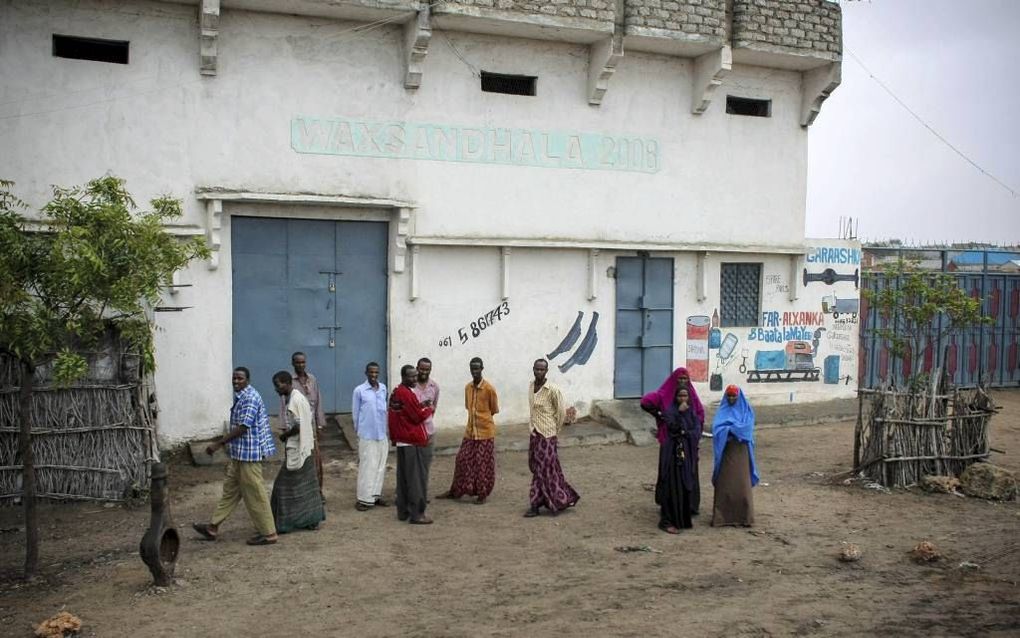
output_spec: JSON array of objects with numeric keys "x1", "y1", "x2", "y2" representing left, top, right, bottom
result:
[{"x1": 0, "y1": 0, "x2": 859, "y2": 447}]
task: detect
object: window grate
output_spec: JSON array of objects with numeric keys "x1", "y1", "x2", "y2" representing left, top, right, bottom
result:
[
  {"x1": 726, "y1": 96, "x2": 771, "y2": 117},
  {"x1": 481, "y1": 72, "x2": 536, "y2": 96},
  {"x1": 720, "y1": 263, "x2": 762, "y2": 327},
  {"x1": 53, "y1": 34, "x2": 129, "y2": 64}
]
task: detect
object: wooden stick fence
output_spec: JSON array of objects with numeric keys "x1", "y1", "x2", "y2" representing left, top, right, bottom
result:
[
  {"x1": 855, "y1": 385, "x2": 997, "y2": 487},
  {"x1": 0, "y1": 335, "x2": 156, "y2": 503}
]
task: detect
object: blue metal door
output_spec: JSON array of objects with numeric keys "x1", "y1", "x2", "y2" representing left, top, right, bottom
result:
[
  {"x1": 333, "y1": 221, "x2": 389, "y2": 411},
  {"x1": 232, "y1": 217, "x2": 388, "y2": 414},
  {"x1": 615, "y1": 256, "x2": 674, "y2": 398}
]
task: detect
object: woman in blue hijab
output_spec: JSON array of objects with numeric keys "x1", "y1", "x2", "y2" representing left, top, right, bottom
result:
[{"x1": 710, "y1": 385, "x2": 759, "y2": 527}]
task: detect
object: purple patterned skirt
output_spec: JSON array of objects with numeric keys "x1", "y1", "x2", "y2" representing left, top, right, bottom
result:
[
  {"x1": 449, "y1": 438, "x2": 496, "y2": 498},
  {"x1": 528, "y1": 432, "x2": 580, "y2": 512}
]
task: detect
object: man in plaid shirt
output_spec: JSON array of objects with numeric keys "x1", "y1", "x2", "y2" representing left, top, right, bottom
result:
[{"x1": 192, "y1": 367, "x2": 279, "y2": 546}]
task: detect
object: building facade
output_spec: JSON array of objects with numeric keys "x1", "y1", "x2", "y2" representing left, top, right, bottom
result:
[{"x1": 1, "y1": 0, "x2": 858, "y2": 446}]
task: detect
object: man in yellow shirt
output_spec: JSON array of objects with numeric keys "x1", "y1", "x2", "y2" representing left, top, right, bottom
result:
[
  {"x1": 437, "y1": 357, "x2": 499, "y2": 504},
  {"x1": 524, "y1": 358, "x2": 579, "y2": 518}
]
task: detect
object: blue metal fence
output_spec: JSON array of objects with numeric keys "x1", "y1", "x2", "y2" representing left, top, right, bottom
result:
[{"x1": 860, "y1": 247, "x2": 1020, "y2": 389}]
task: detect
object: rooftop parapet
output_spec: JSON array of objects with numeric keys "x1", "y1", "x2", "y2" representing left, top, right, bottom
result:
[
  {"x1": 731, "y1": 0, "x2": 841, "y2": 70},
  {"x1": 623, "y1": 0, "x2": 727, "y2": 57},
  {"x1": 432, "y1": 0, "x2": 616, "y2": 43}
]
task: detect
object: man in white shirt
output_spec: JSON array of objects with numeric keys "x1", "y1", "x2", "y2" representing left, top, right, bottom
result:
[{"x1": 352, "y1": 362, "x2": 389, "y2": 511}]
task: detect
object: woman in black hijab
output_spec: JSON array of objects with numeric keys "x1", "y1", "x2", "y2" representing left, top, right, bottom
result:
[{"x1": 655, "y1": 386, "x2": 701, "y2": 534}]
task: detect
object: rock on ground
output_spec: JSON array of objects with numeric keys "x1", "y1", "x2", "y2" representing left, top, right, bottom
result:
[
  {"x1": 920, "y1": 475, "x2": 961, "y2": 494},
  {"x1": 959, "y1": 462, "x2": 1018, "y2": 501},
  {"x1": 911, "y1": 540, "x2": 941, "y2": 563},
  {"x1": 34, "y1": 611, "x2": 81, "y2": 637},
  {"x1": 839, "y1": 543, "x2": 862, "y2": 562}
]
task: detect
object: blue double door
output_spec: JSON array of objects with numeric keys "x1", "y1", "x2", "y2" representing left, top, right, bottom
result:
[
  {"x1": 615, "y1": 256, "x2": 674, "y2": 398},
  {"x1": 231, "y1": 217, "x2": 388, "y2": 415}
]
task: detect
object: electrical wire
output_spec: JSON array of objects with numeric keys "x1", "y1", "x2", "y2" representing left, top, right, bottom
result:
[
  {"x1": 845, "y1": 46, "x2": 1019, "y2": 200},
  {"x1": 436, "y1": 29, "x2": 481, "y2": 78}
]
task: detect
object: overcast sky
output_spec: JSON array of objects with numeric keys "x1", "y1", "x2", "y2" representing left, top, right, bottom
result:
[{"x1": 806, "y1": 0, "x2": 1020, "y2": 245}]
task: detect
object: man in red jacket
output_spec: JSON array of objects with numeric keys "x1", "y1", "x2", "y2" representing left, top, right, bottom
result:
[{"x1": 389, "y1": 364, "x2": 435, "y2": 524}]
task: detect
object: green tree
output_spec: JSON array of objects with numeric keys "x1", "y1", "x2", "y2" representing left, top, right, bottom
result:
[
  {"x1": 862, "y1": 257, "x2": 993, "y2": 390},
  {"x1": 0, "y1": 177, "x2": 209, "y2": 579}
]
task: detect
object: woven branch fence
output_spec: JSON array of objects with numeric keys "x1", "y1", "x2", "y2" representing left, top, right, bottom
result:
[
  {"x1": 855, "y1": 384, "x2": 997, "y2": 488},
  {"x1": 0, "y1": 335, "x2": 157, "y2": 503}
]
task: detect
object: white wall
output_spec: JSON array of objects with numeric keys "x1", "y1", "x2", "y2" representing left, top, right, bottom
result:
[
  {"x1": 1, "y1": 0, "x2": 808, "y2": 248},
  {"x1": 0, "y1": 0, "x2": 838, "y2": 445},
  {"x1": 388, "y1": 239, "x2": 861, "y2": 431},
  {"x1": 389, "y1": 246, "x2": 614, "y2": 430}
]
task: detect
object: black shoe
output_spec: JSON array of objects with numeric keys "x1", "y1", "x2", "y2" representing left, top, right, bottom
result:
[{"x1": 523, "y1": 507, "x2": 540, "y2": 518}]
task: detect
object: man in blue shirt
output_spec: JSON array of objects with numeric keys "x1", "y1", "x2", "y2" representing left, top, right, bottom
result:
[
  {"x1": 353, "y1": 361, "x2": 390, "y2": 511},
  {"x1": 192, "y1": 367, "x2": 279, "y2": 545}
]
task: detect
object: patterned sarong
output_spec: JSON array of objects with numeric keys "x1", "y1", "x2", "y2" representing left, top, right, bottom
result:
[
  {"x1": 270, "y1": 456, "x2": 326, "y2": 533},
  {"x1": 449, "y1": 438, "x2": 496, "y2": 499},
  {"x1": 528, "y1": 433, "x2": 580, "y2": 512}
]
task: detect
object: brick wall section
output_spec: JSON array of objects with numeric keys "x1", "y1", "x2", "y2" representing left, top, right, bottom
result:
[
  {"x1": 732, "y1": 0, "x2": 842, "y2": 55},
  {"x1": 435, "y1": 0, "x2": 615, "y2": 25},
  {"x1": 623, "y1": 0, "x2": 726, "y2": 38}
]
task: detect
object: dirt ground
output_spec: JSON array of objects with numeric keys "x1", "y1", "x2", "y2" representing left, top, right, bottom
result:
[{"x1": 1, "y1": 391, "x2": 1018, "y2": 637}]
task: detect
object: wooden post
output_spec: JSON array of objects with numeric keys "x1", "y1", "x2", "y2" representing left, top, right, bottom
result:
[
  {"x1": 18, "y1": 360, "x2": 38, "y2": 578},
  {"x1": 853, "y1": 389, "x2": 864, "y2": 470}
]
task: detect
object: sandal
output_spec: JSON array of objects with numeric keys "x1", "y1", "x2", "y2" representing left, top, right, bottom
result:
[
  {"x1": 192, "y1": 523, "x2": 217, "y2": 541},
  {"x1": 409, "y1": 516, "x2": 433, "y2": 525},
  {"x1": 355, "y1": 501, "x2": 372, "y2": 512},
  {"x1": 246, "y1": 534, "x2": 278, "y2": 546},
  {"x1": 523, "y1": 507, "x2": 540, "y2": 518}
]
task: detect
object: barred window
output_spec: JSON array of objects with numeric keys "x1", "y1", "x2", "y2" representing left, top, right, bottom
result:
[{"x1": 720, "y1": 263, "x2": 761, "y2": 327}]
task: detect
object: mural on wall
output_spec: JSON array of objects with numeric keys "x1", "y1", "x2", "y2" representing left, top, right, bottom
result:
[
  {"x1": 745, "y1": 310, "x2": 827, "y2": 383},
  {"x1": 546, "y1": 311, "x2": 600, "y2": 373},
  {"x1": 437, "y1": 301, "x2": 511, "y2": 348},
  {"x1": 686, "y1": 315, "x2": 711, "y2": 382},
  {"x1": 822, "y1": 293, "x2": 859, "y2": 320},
  {"x1": 692, "y1": 242, "x2": 862, "y2": 395},
  {"x1": 803, "y1": 267, "x2": 860, "y2": 289},
  {"x1": 806, "y1": 246, "x2": 863, "y2": 266},
  {"x1": 709, "y1": 329, "x2": 740, "y2": 391}
]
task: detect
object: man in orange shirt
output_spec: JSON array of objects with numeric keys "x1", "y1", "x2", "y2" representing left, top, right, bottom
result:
[{"x1": 438, "y1": 357, "x2": 500, "y2": 504}]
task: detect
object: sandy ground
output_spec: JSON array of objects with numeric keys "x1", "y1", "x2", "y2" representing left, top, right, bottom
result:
[{"x1": 1, "y1": 391, "x2": 1018, "y2": 637}]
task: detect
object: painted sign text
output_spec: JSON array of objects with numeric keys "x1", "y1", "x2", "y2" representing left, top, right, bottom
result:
[{"x1": 291, "y1": 116, "x2": 661, "y2": 173}]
